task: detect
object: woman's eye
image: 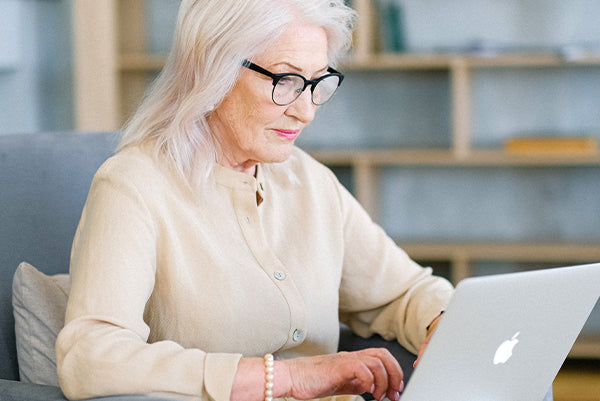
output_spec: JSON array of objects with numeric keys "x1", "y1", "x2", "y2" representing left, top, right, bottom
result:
[{"x1": 278, "y1": 76, "x2": 295, "y2": 86}]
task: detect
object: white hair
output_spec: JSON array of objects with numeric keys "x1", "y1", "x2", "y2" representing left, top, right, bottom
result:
[{"x1": 118, "y1": 0, "x2": 356, "y2": 182}]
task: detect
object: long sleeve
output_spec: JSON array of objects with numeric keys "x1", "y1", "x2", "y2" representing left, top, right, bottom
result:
[
  {"x1": 56, "y1": 154, "x2": 242, "y2": 401},
  {"x1": 335, "y1": 178, "x2": 454, "y2": 354}
]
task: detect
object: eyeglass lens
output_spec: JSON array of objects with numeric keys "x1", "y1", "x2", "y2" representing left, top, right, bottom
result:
[{"x1": 273, "y1": 75, "x2": 341, "y2": 106}]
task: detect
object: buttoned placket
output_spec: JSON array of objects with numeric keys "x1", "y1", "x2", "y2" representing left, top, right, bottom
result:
[{"x1": 231, "y1": 171, "x2": 308, "y2": 350}]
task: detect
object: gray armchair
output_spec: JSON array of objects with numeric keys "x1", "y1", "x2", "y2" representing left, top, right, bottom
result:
[{"x1": 0, "y1": 132, "x2": 169, "y2": 400}]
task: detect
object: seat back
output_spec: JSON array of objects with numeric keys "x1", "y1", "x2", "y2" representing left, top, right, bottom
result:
[{"x1": 0, "y1": 131, "x2": 117, "y2": 380}]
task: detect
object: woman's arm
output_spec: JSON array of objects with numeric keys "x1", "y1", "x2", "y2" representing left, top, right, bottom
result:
[
  {"x1": 57, "y1": 157, "x2": 242, "y2": 401},
  {"x1": 332, "y1": 174, "x2": 454, "y2": 354}
]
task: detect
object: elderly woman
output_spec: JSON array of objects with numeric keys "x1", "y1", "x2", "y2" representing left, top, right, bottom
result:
[{"x1": 56, "y1": 1, "x2": 453, "y2": 401}]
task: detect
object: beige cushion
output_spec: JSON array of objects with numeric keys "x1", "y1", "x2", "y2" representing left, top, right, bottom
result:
[{"x1": 12, "y1": 262, "x2": 70, "y2": 386}]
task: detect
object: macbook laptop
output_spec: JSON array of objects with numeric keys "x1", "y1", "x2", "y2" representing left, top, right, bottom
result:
[{"x1": 401, "y1": 263, "x2": 600, "y2": 401}]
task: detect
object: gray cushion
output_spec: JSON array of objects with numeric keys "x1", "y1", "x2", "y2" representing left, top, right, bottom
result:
[{"x1": 12, "y1": 262, "x2": 70, "y2": 386}]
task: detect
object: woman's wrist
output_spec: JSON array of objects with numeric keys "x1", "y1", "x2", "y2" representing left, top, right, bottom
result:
[
  {"x1": 230, "y1": 356, "x2": 292, "y2": 401},
  {"x1": 273, "y1": 359, "x2": 292, "y2": 399}
]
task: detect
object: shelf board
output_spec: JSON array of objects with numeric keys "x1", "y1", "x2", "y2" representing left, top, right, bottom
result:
[
  {"x1": 398, "y1": 241, "x2": 600, "y2": 263},
  {"x1": 400, "y1": 241, "x2": 600, "y2": 287},
  {"x1": 309, "y1": 148, "x2": 600, "y2": 167},
  {"x1": 464, "y1": 52, "x2": 600, "y2": 68},
  {"x1": 569, "y1": 335, "x2": 600, "y2": 359},
  {"x1": 344, "y1": 52, "x2": 600, "y2": 71},
  {"x1": 114, "y1": 52, "x2": 600, "y2": 73},
  {"x1": 119, "y1": 53, "x2": 168, "y2": 71},
  {"x1": 346, "y1": 53, "x2": 451, "y2": 70}
]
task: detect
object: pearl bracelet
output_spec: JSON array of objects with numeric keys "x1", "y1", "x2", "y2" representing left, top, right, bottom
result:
[{"x1": 264, "y1": 353, "x2": 274, "y2": 401}]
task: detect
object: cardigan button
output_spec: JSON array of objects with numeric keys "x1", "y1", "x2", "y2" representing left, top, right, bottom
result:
[
  {"x1": 293, "y1": 329, "x2": 304, "y2": 342},
  {"x1": 274, "y1": 271, "x2": 286, "y2": 281}
]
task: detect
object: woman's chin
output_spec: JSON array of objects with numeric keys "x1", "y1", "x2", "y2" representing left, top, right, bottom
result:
[{"x1": 263, "y1": 143, "x2": 295, "y2": 164}]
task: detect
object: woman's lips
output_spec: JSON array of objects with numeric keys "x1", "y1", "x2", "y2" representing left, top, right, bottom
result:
[{"x1": 273, "y1": 129, "x2": 300, "y2": 140}]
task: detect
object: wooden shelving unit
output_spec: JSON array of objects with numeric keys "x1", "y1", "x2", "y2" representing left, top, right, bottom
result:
[
  {"x1": 344, "y1": 0, "x2": 600, "y2": 358},
  {"x1": 72, "y1": 0, "x2": 600, "y2": 357}
]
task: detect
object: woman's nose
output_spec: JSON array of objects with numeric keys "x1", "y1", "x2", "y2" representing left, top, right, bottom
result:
[{"x1": 285, "y1": 88, "x2": 318, "y2": 124}]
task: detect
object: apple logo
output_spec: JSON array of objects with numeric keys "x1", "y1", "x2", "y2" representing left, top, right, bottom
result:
[{"x1": 493, "y1": 331, "x2": 520, "y2": 365}]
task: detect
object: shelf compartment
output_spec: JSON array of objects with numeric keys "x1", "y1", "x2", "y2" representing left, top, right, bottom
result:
[{"x1": 112, "y1": 52, "x2": 600, "y2": 74}]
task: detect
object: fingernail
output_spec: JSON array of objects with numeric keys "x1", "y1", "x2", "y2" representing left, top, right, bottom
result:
[{"x1": 400, "y1": 380, "x2": 405, "y2": 392}]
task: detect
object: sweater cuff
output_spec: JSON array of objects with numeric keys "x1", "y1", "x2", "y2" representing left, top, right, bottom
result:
[
  {"x1": 204, "y1": 353, "x2": 243, "y2": 401},
  {"x1": 418, "y1": 290, "x2": 453, "y2": 340}
]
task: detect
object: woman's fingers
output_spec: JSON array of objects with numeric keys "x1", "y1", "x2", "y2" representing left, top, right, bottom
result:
[
  {"x1": 284, "y1": 349, "x2": 403, "y2": 400},
  {"x1": 358, "y1": 348, "x2": 403, "y2": 401},
  {"x1": 362, "y1": 354, "x2": 389, "y2": 400}
]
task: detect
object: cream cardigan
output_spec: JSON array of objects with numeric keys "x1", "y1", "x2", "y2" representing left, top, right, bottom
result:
[{"x1": 56, "y1": 143, "x2": 453, "y2": 401}]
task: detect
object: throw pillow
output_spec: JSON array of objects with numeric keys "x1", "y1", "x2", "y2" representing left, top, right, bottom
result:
[{"x1": 12, "y1": 262, "x2": 70, "y2": 386}]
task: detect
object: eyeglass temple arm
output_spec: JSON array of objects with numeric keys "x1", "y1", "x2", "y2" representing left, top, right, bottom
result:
[{"x1": 242, "y1": 59, "x2": 277, "y2": 80}]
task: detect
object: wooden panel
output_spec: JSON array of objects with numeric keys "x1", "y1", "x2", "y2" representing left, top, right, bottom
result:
[
  {"x1": 554, "y1": 360, "x2": 600, "y2": 401},
  {"x1": 351, "y1": 0, "x2": 376, "y2": 61},
  {"x1": 343, "y1": 53, "x2": 600, "y2": 70},
  {"x1": 73, "y1": 0, "x2": 119, "y2": 131},
  {"x1": 117, "y1": 0, "x2": 147, "y2": 125},
  {"x1": 450, "y1": 58, "x2": 471, "y2": 158},
  {"x1": 568, "y1": 336, "x2": 600, "y2": 359},
  {"x1": 400, "y1": 242, "x2": 600, "y2": 264},
  {"x1": 353, "y1": 161, "x2": 378, "y2": 218},
  {"x1": 117, "y1": 0, "x2": 146, "y2": 53},
  {"x1": 119, "y1": 53, "x2": 167, "y2": 71}
]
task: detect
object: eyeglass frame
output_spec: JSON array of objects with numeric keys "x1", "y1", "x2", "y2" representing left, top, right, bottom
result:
[{"x1": 241, "y1": 59, "x2": 345, "y2": 106}]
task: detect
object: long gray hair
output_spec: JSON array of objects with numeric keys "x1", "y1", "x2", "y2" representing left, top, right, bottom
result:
[{"x1": 118, "y1": 0, "x2": 356, "y2": 181}]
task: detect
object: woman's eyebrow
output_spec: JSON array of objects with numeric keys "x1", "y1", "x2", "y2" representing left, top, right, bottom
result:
[{"x1": 272, "y1": 62, "x2": 329, "y2": 75}]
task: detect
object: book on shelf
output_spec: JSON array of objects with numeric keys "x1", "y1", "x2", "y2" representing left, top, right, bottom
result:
[
  {"x1": 376, "y1": 0, "x2": 406, "y2": 53},
  {"x1": 504, "y1": 136, "x2": 598, "y2": 155}
]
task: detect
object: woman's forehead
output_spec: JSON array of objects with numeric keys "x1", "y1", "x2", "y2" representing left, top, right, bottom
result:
[{"x1": 255, "y1": 23, "x2": 329, "y2": 71}]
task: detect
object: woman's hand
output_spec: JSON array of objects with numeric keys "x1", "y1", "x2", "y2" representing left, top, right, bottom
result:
[
  {"x1": 413, "y1": 312, "x2": 444, "y2": 368},
  {"x1": 279, "y1": 348, "x2": 404, "y2": 401}
]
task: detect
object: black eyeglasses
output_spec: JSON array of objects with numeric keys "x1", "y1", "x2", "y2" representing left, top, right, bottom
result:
[{"x1": 242, "y1": 59, "x2": 344, "y2": 106}]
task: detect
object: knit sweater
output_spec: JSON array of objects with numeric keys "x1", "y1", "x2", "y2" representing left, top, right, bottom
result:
[{"x1": 56, "y1": 143, "x2": 453, "y2": 401}]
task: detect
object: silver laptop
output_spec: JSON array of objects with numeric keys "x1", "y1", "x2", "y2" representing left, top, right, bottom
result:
[{"x1": 402, "y1": 263, "x2": 600, "y2": 401}]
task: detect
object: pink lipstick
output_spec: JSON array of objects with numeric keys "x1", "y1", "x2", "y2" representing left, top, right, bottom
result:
[{"x1": 273, "y1": 129, "x2": 300, "y2": 140}]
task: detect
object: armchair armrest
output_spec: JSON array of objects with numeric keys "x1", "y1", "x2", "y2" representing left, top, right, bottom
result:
[{"x1": 0, "y1": 379, "x2": 176, "y2": 401}]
